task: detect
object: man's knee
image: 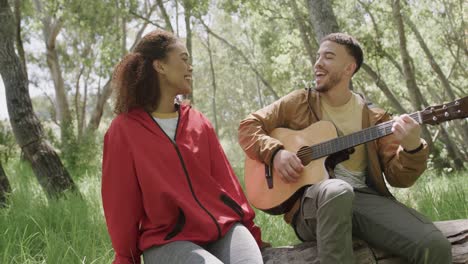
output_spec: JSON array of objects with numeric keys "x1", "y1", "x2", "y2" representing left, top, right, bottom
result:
[
  {"x1": 314, "y1": 179, "x2": 354, "y2": 206},
  {"x1": 417, "y1": 231, "x2": 452, "y2": 264}
]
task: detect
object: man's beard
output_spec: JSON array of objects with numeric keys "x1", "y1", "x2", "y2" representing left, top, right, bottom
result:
[{"x1": 315, "y1": 71, "x2": 342, "y2": 93}]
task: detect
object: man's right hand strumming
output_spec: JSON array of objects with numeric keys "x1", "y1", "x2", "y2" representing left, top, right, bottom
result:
[{"x1": 273, "y1": 149, "x2": 304, "y2": 183}]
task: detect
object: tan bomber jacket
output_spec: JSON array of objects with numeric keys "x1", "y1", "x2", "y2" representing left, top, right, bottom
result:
[{"x1": 238, "y1": 89, "x2": 429, "y2": 222}]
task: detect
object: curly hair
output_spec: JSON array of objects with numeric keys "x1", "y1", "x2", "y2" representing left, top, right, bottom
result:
[{"x1": 112, "y1": 30, "x2": 178, "y2": 114}]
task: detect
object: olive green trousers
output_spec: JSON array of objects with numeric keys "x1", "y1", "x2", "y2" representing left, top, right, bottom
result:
[{"x1": 293, "y1": 179, "x2": 452, "y2": 264}]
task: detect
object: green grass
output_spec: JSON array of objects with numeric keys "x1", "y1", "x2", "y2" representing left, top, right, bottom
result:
[
  {"x1": 0, "y1": 161, "x2": 466, "y2": 263},
  {"x1": 0, "y1": 162, "x2": 113, "y2": 263},
  {"x1": 391, "y1": 169, "x2": 468, "y2": 221}
]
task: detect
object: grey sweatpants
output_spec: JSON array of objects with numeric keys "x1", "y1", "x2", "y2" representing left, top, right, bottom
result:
[
  {"x1": 293, "y1": 179, "x2": 452, "y2": 264},
  {"x1": 143, "y1": 223, "x2": 263, "y2": 264}
]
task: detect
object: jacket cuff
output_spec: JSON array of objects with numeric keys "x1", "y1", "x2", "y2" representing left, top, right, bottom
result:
[
  {"x1": 398, "y1": 139, "x2": 429, "y2": 164},
  {"x1": 268, "y1": 147, "x2": 284, "y2": 168},
  {"x1": 403, "y1": 142, "x2": 424, "y2": 154}
]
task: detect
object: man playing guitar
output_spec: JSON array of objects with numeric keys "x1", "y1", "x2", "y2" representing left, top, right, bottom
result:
[{"x1": 238, "y1": 33, "x2": 452, "y2": 264}]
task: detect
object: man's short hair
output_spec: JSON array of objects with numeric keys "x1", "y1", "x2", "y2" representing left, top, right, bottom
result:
[{"x1": 321, "y1": 33, "x2": 363, "y2": 74}]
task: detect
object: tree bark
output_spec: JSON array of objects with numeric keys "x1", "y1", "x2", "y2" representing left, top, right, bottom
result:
[
  {"x1": 306, "y1": 0, "x2": 339, "y2": 43},
  {"x1": 182, "y1": 0, "x2": 194, "y2": 103},
  {"x1": 262, "y1": 219, "x2": 468, "y2": 264},
  {"x1": 357, "y1": 0, "x2": 403, "y2": 76},
  {"x1": 14, "y1": 0, "x2": 26, "y2": 78},
  {"x1": 156, "y1": 0, "x2": 174, "y2": 33},
  {"x1": 85, "y1": 5, "x2": 156, "y2": 136},
  {"x1": 437, "y1": 126, "x2": 465, "y2": 169},
  {"x1": 0, "y1": 160, "x2": 11, "y2": 207},
  {"x1": 361, "y1": 63, "x2": 407, "y2": 114},
  {"x1": 33, "y1": 0, "x2": 73, "y2": 144},
  {"x1": 307, "y1": 0, "x2": 357, "y2": 90},
  {"x1": 290, "y1": 0, "x2": 317, "y2": 68},
  {"x1": 202, "y1": 34, "x2": 219, "y2": 135},
  {"x1": 405, "y1": 16, "x2": 468, "y2": 146},
  {"x1": 74, "y1": 66, "x2": 84, "y2": 139},
  {"x1": 392, "y1": 0, "x2": 434, "y2": 149},
  {"x1": 0, "y1": 0, "x2": 77, "y2": 198}
]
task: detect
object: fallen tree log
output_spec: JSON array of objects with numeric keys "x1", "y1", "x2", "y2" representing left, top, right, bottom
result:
[{"x1": 262, "y1": 219, "x2": 468, "y2": 264}]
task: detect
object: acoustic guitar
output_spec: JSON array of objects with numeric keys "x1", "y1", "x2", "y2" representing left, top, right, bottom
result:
[{"x1": 244, "y1": 96, "x2": 468, "y2": 215}]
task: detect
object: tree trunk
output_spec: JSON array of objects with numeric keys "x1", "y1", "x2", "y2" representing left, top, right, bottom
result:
[
  {"x1": 33, "y1": 0, "x2": 73, "y2": 145},
  {"x1": 74, "y1": 67, "x2": 84, "y2": 140},
  {"x1": 85, "y1": 7, "x2": 155, "y2": 136},
  {"x1": 307, "y1": 0, "x2": 357, "y2": 90},
  {"x1": 80, "y1": 70, "x2": 89, "y2": 139},
  {"x1": 0, "y1": 0, "x2": 77, "y2": 198},
  {"x1": 183, "y1": 0, "x2": 194, "y2": 103},
  {"x1": 14, "y1": 0, "x2": 26, "y2": 78},
  {"x1": 0, "y1": 160, "x2": 11, "y2": 207},
  {"x1": 405, "y1": 16, "x2": 468, "y2": 146},
  {"x1": 361, "y1": 63, "x2": 407, "y2": 114},
  {"x1": 437, "y1": 126, "x2": 465, "y2": 170},
  {"x1": 357, "y1": 0, "x2": 403, "y2": 76},
  {"x1": 204, "y1": 34, "x2": 219, "y2": 135},
  {"x1": 156, "y1": 0, "x2": 174, "y2": 33},
  {"x1": 392, "y1": 0, "x2": 435, "y2": 149},
  {"x1": 262, "y1": 219, "x2": 468, "y2": 264},
  {"x1": 290, "y1": 0, "x2": 317, "y2": 69},
  {"x1": 306, "y1": 0, "x2": 339, "y2": 42}
]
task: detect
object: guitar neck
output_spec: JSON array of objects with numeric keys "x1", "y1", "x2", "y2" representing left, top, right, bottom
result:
[{"x1": 309, "y1": 112, "x2": 422, "y2": 160}]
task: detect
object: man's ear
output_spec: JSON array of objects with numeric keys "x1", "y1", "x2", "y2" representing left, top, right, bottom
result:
[
  {"x1": 346, "y1": 62, "x2": 357, "y2": 76},
  {"x1": 153, "y1": 60, "x2": 165, "y2": 74}
]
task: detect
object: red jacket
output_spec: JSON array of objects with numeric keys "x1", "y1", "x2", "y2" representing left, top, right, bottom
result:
[{"x1": 102, "y1": 105, "x2": 262, "y2": 264}]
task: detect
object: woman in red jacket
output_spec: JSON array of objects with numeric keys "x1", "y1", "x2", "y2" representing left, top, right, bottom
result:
[{"x1": 102, "y1": 29, "x2": 263, "y2": 264}]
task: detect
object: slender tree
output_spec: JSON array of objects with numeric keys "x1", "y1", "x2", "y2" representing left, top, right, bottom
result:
[
  {"x1": 392, "y1": 0, "x2": 464, "y2": 169},
  {"x1": 404, "y1": 15, "x2": 468, "y2": 145},
  {"x1": 200, "y1": 33, "x2": 219, "y2": 135},
  {"x1": 33, "y1": 0, "x2": 73, "y2": 146},
  {"x1": 0, "y1": 0, "x2": 77, "y2": 198},
  {"x1": 289, "y1": 0, "x2": 317, "y2": 68},
  {"x1": 85, "y1": 3, "x2": 158, "y2": 136},
  {"x1": 182, "y1": 0, "x2": 194, "y2": 102}
]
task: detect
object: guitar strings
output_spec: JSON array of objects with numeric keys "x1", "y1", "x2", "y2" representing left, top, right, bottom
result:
[{"x1": 296, "y1": 112, "x2": 420, "y2": 160}]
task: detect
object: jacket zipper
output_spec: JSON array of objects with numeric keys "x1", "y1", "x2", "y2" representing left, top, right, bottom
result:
[{"x1": 149, "y1": 111, "x2": 222, "y2": 240}]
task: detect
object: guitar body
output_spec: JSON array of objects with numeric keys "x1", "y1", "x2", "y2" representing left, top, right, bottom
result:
[{"x1": 244, "y1": 121, "x2": 337, "y2": 214}]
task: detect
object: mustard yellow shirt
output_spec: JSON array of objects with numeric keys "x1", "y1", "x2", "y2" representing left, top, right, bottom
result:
[{"x1": 320, "y1": 93, "x2": 368, "y2": 179}]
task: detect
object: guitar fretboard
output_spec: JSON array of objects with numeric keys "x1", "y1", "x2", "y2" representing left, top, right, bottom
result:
[{"x1": 298, "y1": 112, "x2": 422, "y2": 160}]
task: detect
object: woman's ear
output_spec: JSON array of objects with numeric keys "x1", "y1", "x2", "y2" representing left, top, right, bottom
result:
[{"x1": 153, "y1": 60, "x2": 165, "y2": 74}]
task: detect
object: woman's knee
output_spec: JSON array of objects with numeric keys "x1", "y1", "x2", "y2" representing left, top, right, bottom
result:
[
  {"x1": 212, "y1": 223, "x2": 263, "y2": 264},
  {"x1": 144, "y1": 241, "x2": 222, "y2": 264}
]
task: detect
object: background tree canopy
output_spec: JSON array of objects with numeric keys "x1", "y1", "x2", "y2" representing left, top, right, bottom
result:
[{"x1": 2, "y1": 0, "x2": 466, "y2": 172}]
